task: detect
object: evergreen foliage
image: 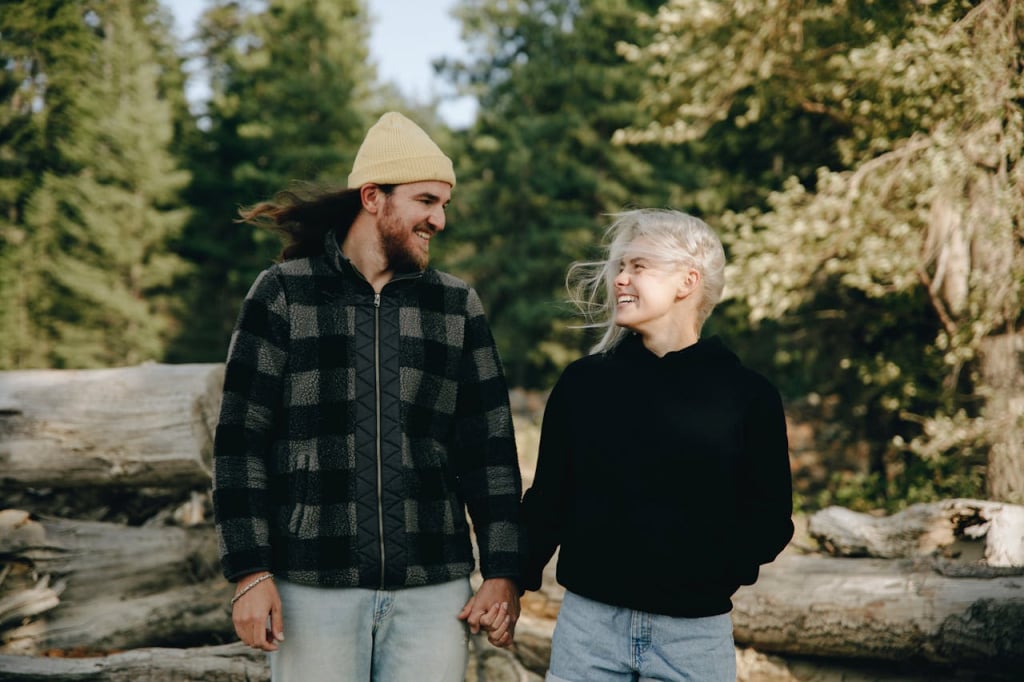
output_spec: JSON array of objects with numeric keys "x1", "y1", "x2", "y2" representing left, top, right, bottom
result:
[
  {"x1": 168, "y1": 0, "x2": 376, "y2": 361},
  {"x1": 621, "y1": 0, "x2": 1024, "y2": 505},
  {"x1": 437, "y1": 0, "x2": 702, "y2": 387},
  {"x1": 0, "y1": 0, "x2": 1019, "y2": 506},
  {"x1": 0, "y1": 0, "x2": 189, "y2": 368}
]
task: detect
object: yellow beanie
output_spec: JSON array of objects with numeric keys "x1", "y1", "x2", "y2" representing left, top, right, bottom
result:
[{"x1": 347, "y1": 112, "x2": 456, "y2": 189}]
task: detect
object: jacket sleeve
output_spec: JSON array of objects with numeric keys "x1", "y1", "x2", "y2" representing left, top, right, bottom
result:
[
  {"x1": 735, "y1": 374, "x2": 794, "y2": 582},
  {"x1": 519, "y1": 369, "x2": 573, "y2": 592},
  {"x1": 212, "y1": 268, "x2": 289, "y2": 582},
  {"x1": 452, "y1": 287, "x2": 523, "y2": 582}
]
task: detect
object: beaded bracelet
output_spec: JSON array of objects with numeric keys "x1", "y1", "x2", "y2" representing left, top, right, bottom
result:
[{"x1": 230, "y1": 572, "x2": 274, "y2": 607}]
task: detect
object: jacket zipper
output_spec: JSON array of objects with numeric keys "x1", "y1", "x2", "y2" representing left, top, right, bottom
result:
[{"x1": 374, "y1": 291, "x2": 385, "y2": 587}]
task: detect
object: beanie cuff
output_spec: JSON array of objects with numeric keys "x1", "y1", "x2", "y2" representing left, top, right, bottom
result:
[{"x1": 347, "y1": 155, "x2": 456, "y2": 189}]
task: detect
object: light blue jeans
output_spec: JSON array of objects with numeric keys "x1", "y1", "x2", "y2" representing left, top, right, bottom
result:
[
  {"x1": 270, "y1": 577, "x2": 471, "y2": 682},
  {"x1": 546, "y1": 590, "x2": 736, "y2": 682}
]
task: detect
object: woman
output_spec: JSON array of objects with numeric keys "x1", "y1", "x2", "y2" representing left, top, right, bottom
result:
[{"x1": 521, "y1": 209, "x2": 794, "y2": 681}]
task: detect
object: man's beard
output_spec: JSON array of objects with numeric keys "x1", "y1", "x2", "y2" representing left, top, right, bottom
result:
[{"x1": 379, "y1": 198, "x2": 428, "y2": 272}]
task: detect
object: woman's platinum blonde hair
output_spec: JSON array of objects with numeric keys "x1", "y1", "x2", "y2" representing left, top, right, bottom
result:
[{"x1": 567, "y1": 209, "x2": 726, "y2": 354}]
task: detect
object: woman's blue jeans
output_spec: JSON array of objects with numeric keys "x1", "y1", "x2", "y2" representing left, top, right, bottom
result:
[{"x1": 546, "y1": 590, "x2": 736, "y2": 682}]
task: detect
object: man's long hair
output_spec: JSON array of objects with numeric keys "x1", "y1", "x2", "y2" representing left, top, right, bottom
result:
[{"x1": 238, "y1": 183, "x2": 393, "y2": 261}]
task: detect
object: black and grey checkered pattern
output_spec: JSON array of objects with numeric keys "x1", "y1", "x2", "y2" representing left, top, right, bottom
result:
[{"x1": 213, "y1": 231, "x2": 522, "y2": 589}]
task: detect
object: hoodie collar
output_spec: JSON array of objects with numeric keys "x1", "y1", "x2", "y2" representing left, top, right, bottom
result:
[{"x1": 616, "y1": 332, "x2": 739, "y2": 369}]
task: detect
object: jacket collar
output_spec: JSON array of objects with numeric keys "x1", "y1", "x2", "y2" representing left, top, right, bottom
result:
[{"x1": 323, "y1": 228, "x2": 425, "y2": 287}]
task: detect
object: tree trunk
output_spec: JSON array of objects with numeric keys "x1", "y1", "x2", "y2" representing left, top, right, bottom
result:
[
  {"x1": 979, "y1": 333, "x2": 1024, "y2": 504},
  {"x1": 807, "y1": 499, "x2": 1024, "y2": 567},
  {"x1": 466, "y1": 632, "x2": 544, "y2": 682},
  {"x1": 734, "y1": 646, "x2": 1009, "y2": 682},
  {"x1": 0, "y1": 510, "x2": 230, "y2": 654},
  {"x1": 733, "y1": 555, "x2": 1024, "y2": 668},
  {"x1": 1, "y1": 580, "x2": 234, "y2": 655},
  {"x1": 0, "y1": 510, "x2": 221, "y2": 603},
  {"x1": 0, "y1": 642, "x2": 267, "y2": 681},
  {"x1": 0, "y1": 363, "x2": 223, "y2": 488}
]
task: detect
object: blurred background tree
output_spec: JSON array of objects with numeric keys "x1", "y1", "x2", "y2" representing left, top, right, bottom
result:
[
  {"x1": 167, "y1": 0, "x2": 377, "y2": 360},
  {"x1": 0, "y1": 0, "x2": 1019, "y2": 507},
  {"x1": 0, "y1": 0, "x2": 189, "y2": 368},
  {"x1": 617, "y1": 0, "x2": 1023, "y2": 504},
  {"x1": 434, "y1": 0, "x2": 704, "y2": 388}
]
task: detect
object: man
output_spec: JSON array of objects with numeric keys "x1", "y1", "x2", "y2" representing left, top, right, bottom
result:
[{"x1": 213, "y1": 112, "x2": 522, "y2": 681}]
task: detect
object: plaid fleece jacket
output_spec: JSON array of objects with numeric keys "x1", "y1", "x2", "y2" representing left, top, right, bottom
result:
[{"x1": 213, "y1": 230, "x2": 522, "y2": 589}]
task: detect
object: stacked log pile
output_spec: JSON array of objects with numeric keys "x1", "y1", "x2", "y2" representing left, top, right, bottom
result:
[
  {"x1": 514, "y1": 502, "x2": 1024, "y2": 682},
  {"x1": 0, "y1": 364, "x2": 246, "y2": 679},
  {"x1": 2, "y1": 364, "x2": 1023, "y2": 681}
]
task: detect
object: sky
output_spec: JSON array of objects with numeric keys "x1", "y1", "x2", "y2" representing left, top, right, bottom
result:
[{"x1": 162, "y1": 0, "x2": 476, "y2": 128}]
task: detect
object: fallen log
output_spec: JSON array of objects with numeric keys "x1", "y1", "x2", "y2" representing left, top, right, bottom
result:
[
  {"x1": 467, "y1": 632, "x2": 543, "y2": 682},
  {"x1": 0, "y1": 363, "x2": 223, "y2": 489},
  {"x1": 734, "y1": 647, "x2": 1014, "y2": 682},
  {"x1": 0, "y1": 642, "x2": 267, "y2": 681},
  {"x1": 0, "y1": 510, "x2": 220, "y2": 603},
  {"x1": 733, "y1": 554, "x2": 1024, "y2": 669},
  {"x1": 808, "y1": 499, "x2": 1024, "y2": 567},
  {"x1": 1, "y1": 579, "x2": 234, "y2": 655},
  {"x1": 510, "y1": 613, "x2": 555, "y2": 677}
]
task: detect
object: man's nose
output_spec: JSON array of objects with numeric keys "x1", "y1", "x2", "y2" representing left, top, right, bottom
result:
[{"x1": 428, "y1": 206, "x2": 446, "y2": 232}]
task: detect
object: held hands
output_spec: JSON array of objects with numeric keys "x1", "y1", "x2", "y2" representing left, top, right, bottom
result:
[
  {"x1": 231, "y1": 572, "x2": 285, "y2": 651},
  {"x1": 458, "y1": 577, "x2": 520, "y2": 649}
]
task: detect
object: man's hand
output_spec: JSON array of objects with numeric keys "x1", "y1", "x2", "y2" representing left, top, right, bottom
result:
[
  {"x1": 458, "y1": 577, "x2": 520, "y2": 649},
  {"x1": 231, "y1": 572, "x2": 285, "y2": 651}
]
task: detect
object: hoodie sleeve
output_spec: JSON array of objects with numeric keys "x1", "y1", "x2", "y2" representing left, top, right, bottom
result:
[
  {"x1": 736, "y1": 373, "x2": 794, "y2": 579},
  {"x1": 519, "y1": 368, "x2": 574, "y2": 592},
  {"x1": 212, "y1": 268, "x2": 289, "y2": 581}
]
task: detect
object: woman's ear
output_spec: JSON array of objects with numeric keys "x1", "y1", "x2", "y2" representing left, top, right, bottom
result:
[{"x1": 677, "y1": 269, "x2": 701, "y2": 299}]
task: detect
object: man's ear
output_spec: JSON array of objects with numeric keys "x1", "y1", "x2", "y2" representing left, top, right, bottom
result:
[{"x1": 360, "y1": 184, "x2": 383, "y2": 214}]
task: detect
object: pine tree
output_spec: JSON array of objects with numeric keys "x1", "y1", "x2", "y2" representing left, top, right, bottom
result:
[
  {"x1": 0, "y1": 0, "x2": 96, "y2": 367},
  {"x1": 170, "y1": 0, "x2": 376, "y2": 362},
  {"x1": 4, "y1": 0, "x2": 191, "y2": 368},
  {"x1": 437, "y1": 0, "x2": 700, "y2": 387}
]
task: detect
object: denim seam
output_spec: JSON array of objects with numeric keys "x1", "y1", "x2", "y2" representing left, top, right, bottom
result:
[
  {"x1": 629, "y1": 609, "x2": 651, "y2": 670},
  {"x1": 372, "y1": 589, "x2": 394, "y2": 631}
]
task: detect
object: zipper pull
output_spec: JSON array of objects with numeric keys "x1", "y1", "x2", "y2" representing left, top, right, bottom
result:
[{"x1": 374, "y1": 293, "x2": 381, "y2": 308}]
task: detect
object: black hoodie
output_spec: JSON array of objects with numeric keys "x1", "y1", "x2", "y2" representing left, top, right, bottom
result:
[{"x1": 521, "y1": 334, "x2": 793, "y2": 617}]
